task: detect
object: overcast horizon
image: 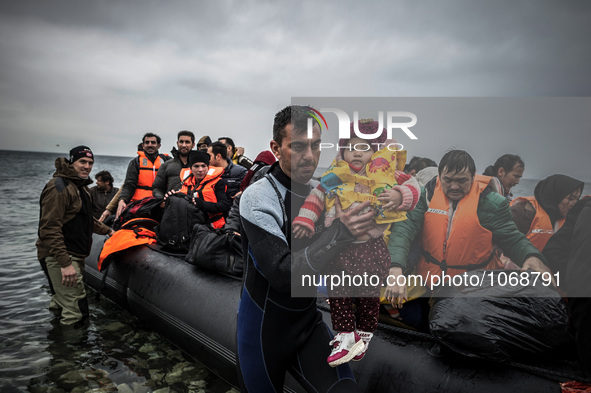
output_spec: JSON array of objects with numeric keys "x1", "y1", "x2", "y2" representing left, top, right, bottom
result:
[{"x1": 1, "y1": 1, "x2": 590, "y2": 181}]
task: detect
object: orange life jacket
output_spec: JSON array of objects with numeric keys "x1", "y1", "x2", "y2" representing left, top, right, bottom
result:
[
  {"x1": 131, "y1": 151, "x2": 168, "y2": 201},
  {"x1": 510, "y1": 196, "x2": 565, "y2": 251},
  {"x1": 417, "y1": 175, "x2": 500, "y2": 281},
  {"x1": 98, "y1": 218, "x2": 158, "y2": 271},
  {"x1": 180, "y1": 166, "x2": 226, "y2": 229},
  {"x1": 179, "y1": 167, "x2": 191, "y2": 183}
]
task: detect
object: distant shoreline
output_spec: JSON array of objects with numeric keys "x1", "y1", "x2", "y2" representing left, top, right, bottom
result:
[{"x1": 0, "y1": 148, "x2": 134, "y2": 160}]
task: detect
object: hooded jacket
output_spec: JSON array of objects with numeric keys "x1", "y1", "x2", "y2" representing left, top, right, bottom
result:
[{"x1": 37, "y1": 157, "x2": 111, "y2": 267}]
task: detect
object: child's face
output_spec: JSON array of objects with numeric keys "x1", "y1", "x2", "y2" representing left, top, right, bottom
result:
[{"x1": 343, "y1": 137, "x2": 374, "y2": 168}]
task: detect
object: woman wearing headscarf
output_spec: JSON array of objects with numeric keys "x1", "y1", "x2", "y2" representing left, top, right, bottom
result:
[{"x1": 511, "y1": 174, "x2": 584, "y2": 251}]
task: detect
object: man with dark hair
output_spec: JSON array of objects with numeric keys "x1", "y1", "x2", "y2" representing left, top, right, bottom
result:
[
  {"x1": 37, "y1": 146, "x2": 113, "y2": 325},
  {"x1": 482, "y1": 154, "x2": 525, "y2": 200},
  {"x1": 385, "y1": 149, "x2": 551, "y2": 305},
  {"x1": 89, "y1": 170, "x2": 119, "y2": 219},
  {"x1": 208, "y1": 141, "x2": 247, "y2": 199},
  {"x1": 117, "y1": 133, "x2": 170, "y2": 217},
  {"x1": 237, "y1": 105, "x2": 375, "y2": 392},
  {"x1": 407, "y1": 157, "x2": 437, "y2": 176},
  {"x1": 403, "y1": 156, "x2": 421, "y2": 174},
  {"x1": 152, "y1": 130, "x2": 195, "y2": 200},
  {"x1": 406, "y1": 157, "x2": 438, "y2": 187},
  {"x1": 218, "y1": 136, "x2": 253, "y2": 169}
]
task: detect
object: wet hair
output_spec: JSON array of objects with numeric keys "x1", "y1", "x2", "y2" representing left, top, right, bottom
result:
[
  {"x1": 95, "y1": 170, "x2": 114, "y2": 186},
  {"x1": 438, "y1": 149, "x2": 476, "y2": 177},
  {"x1": 178, "y1": 130, "x2": 195, "y2": 143},
  {"x1": 142, "y1": 132, "x2": 161, "y2": 144},
  {"x1": 493, "y1": 154, "x2": 524, "y2": 174},
  {"x1": 408, "y1": 157, "x2": 437, "y2": 173},
  {"x1": 210, "y1": 141, "x2": 228, "y2": 160},
  {"x1": 218, "y1": 137, "x2": 235, "y2": 155},
  {"x1": 272, "y1": 105, "x2": 320, "y2": 146}
]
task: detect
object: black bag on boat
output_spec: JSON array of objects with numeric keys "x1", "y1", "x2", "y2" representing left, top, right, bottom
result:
[
  {"x1": 113, "y1": 196, "x2": 164, "y2": 231},
  {"x1": 157, "y1": 193, "x2": 206, "y2": 253},
  {"x1": 185, "y1": 223, "x2": 243, "y2": 277},
  {"x1": 429, "y1": 269, "x2": 572, "y2": 361}
]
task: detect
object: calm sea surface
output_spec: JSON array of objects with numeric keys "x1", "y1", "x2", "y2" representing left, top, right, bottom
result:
[
  {"x1": 0, "y1": 149, "x2": 589, "y2": 392},
  {"x1": 0, "y1": 150, "x2": 235, "y2": 393}
]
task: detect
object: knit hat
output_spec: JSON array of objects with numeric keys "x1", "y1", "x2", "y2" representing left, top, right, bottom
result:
[
  {"x1": 188, "y1": 150, "x2": 210, "y2": 167},
  {"x1": 69, "y1": 145, "x2": 94, "y2": 164},
  {"x1": 198, "y1": 135, "x2": 212, "y2": 146}
]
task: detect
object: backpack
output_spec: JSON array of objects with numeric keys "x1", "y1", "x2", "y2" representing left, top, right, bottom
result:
[
  {"x1": 156, "y1": 193, "x2": 206, "y2": 253},
  {"x1": 113, "y1": 196, "x2": 164, "y2": 231}
]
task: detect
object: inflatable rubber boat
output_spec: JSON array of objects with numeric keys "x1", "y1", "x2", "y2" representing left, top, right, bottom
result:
[{"x1": 84, "y1": 234, "x2": 585, "y2": 392}]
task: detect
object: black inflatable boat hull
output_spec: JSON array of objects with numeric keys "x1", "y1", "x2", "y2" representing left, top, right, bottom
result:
[{"x1": 84, "y1": 235, "x2": 567, "y2": 392}]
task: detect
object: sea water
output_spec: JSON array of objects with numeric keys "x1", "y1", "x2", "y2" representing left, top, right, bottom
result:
[
  {"x1": 1, "y1": 149, "x2": 589, "y2": 392},
  {"x1": 0, "y1": 150, "x2": 235, "y2": 392}
]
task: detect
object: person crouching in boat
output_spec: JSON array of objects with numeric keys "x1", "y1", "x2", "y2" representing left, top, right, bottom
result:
[
  {"x1": 292, "y1": 120, "x2": 420, "y2": 367},
  {"x1": 163, "y1": 150, "x2": 231, "y2": 229},
  {"x1": 511, "y1": 174, "x2": 584, "y2": 252}
]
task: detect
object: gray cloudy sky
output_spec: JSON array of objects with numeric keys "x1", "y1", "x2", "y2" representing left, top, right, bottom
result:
[{"x1": 1, "y1": 0, "x2": 590, "y2": 180}]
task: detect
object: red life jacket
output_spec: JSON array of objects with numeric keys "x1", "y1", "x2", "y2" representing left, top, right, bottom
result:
[
  {"x1": 418, "y1": 175, "x2": 500, "y2": 281},
  {"x1": 98, "y1": 218, "x2": 158, "y2": 271},
  {"x1": 131, "y1": 151, "x2": 168, "y2": 201},
  {"x1": 510, "y1": 196, "x2": 565, "y2": 251},
  {"x1": 181, "y1": 166, "x2": 226, "y2": 229}
]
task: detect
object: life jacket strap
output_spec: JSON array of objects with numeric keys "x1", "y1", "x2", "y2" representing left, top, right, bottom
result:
[{"x1": 420, "y1": 248, "x2": 496, "y2": 272}]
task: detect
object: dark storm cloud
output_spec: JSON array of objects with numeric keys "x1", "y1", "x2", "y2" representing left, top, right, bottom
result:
[{"x1": 0, "y1": 0, "x2": 590, "y2": 180}]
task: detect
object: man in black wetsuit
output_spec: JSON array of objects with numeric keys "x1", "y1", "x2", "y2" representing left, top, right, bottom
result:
[{"x1": 237, "y1": 105, "x2": 375, "y2": 392}]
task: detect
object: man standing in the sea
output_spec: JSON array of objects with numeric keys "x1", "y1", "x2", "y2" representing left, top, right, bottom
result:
[
  {"x1": 237, "y1": 105, "x2": 374, "y2": 392},
  {"x1": 37, "y1": 146, "x2": 113, "y2": 326}
]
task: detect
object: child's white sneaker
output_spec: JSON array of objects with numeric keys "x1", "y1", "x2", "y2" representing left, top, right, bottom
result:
[
  {"x1": 352, "y1": 331, "x2": 374, "y2": 361},
  {"x1": 327, "y1": 331, "x2": 365, "y2": 367}
]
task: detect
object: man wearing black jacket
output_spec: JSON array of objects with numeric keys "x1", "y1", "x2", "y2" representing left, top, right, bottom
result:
[
  {"x1": 207, "y1": 141, "x2": 247, "y2": 199},
  {"x1": 152, "y1": 130, "x2": 195, "y2": 200}
]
